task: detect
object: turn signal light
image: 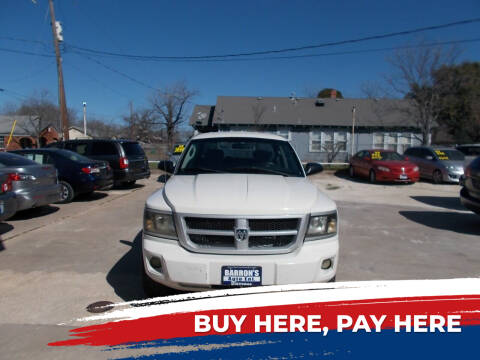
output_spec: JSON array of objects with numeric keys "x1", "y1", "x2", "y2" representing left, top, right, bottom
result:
[
  {"x1": 119, "y1": 156, "x2": 129, "y2": 169},
  {"x1": 81, "y1": 167, "x2": 91, "y2": 174}
]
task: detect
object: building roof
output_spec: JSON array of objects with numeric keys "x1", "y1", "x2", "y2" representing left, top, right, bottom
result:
[
  {"x1": 195, "y1": 96, "x2": 418, "y2": 129},
  {"x1": 189, "y1": 105, "x2": 215, "y2": 126},
  {"x1": 0, "y1": 115, "x2": 57, "y2": 135},
  {"x1": 192, "y1": 131, "x2": 287, "y2": 141}
]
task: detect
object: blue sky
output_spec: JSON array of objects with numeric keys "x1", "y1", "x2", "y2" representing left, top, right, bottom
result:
[{"x1": 1, "y1": 0, "x2": 479, "y2": 124}]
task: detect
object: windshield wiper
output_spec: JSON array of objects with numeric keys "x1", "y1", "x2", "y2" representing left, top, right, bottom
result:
[
  {"x1": 226, "y1": 166, "x2": 291, "y2": 176},
  {"x1": 180, "y1": 167, "x2": 224, "y2": 174}
]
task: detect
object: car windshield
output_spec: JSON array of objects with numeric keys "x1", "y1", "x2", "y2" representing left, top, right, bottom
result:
[
  {"x1": 434, "y1": 149, "x2": 465, "y2": 161},
  {"x1": 0, "y1": 153, "x2": 38, "y2": 167},
  {"x1": 371, "y1": 151, "x2": 404, "y2": 161},
  {"x1": 176, "y1": 137, "x2": 304, "y2": 177},
  {"x1": 56, "y1": 149, "x2": 93, "y2": 162}
]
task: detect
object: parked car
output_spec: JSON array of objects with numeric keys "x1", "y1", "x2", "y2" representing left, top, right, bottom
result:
[
  {"x1": 0, "y1": 170, "x2": 17, "y2": 221},
  {"x1": 0, "y1": 152, "x2": 61, "y2": 212},
  {"x1": 403, "y1": 146, "x2": 465, "y2": 184},
  {"x1": 456, "y1": 144, "x2": 480, "y2": 166},
  {"x1": 47, "y1": 139, "x2": 150, "y2": 187},
  {"x1": 143, "y1": 132, "x2": 335, "y2": 296},
  {"x1": 349, "y1": 149, "x2": 419, "y2": 183},
  {"x1": 12, "y1": 148, "x2": 113, "y2": 203},
  {"x1": 460, "y1": 156, "x2": 480, "y2": 214}
]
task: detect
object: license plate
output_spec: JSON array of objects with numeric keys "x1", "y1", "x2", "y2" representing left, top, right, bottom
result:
[
  {"x1": 399, "y1": 174, "x2": 408, "y2": 180},
  {"x1": 221, "y1": 266, "x2": 262, "y2": 286}
]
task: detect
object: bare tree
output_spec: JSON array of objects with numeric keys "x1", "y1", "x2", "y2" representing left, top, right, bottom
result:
[
  {"x1": 384, "y1": 40, "x2": 460, "y2": 145},
  {"x1": 321, "y1": 142, "x2": 344, "y2": 163},
  {"x1": 11, "y1": 91, "x2": 76, "y2": 144},
  {"x1": 123, "y1": 107, "x2": 158, "y2": 143},
  {"x1": 150, "y1": 82, "x2": 197, "y2": 149}
]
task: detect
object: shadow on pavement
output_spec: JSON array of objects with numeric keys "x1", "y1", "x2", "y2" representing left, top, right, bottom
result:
[
  {"x1": 113, "y1": 183, "x2": 145, "y2": 190},
  {"x1": 399, "y1": 210, "x2": 480, "y2": 235},
  {"x1": 157, "y1": 174, "x2": 170, "y2": 183},
  {"x1": 410, "y1": 196, "x2": 465, "y2": 211},
  {"x1": 0, "y1": 223, "x2": 14, "y2": 236},
  {"x1": 106, "y1": 231, "x2": 146, "y2": 301},
  {"x1": 9, "y1": 205, "x2": 59, "y2": 221},
  {"x1": 74, "y1": 192, "x2": 108, "y2": 202}
]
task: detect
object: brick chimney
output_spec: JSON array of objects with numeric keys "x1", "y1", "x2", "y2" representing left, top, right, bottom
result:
[{"x1": 330, "y1": 89, "x2": 337, "y2": 99}]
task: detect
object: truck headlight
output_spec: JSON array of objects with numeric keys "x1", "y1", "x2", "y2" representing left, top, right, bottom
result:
[
  {"x1": 305, "y1": 212, "x2": 337, "y2": 240},
  {"x1": 144, "y1": 209, "x2": 177, "y2": 239}
]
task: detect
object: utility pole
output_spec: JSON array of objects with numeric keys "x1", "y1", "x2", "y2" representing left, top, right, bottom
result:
[
  {"x1": 48, "y1": 0, "x2": 69, "y2": 140},
  {"x1": 83, "y1": 101, "x2": 87, "y2": 136},
  {"x1": 351, "y1": 105, "x2": 356, "y2": 157}
]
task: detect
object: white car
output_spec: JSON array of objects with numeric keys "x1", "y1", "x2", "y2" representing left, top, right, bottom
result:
[{"x1": 143, "y1": 132, "x2": 338, "y2": 296}]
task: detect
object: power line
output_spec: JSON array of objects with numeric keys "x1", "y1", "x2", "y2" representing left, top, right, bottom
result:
[
  {"x1": 0, "y1": 46, "x2": 53, "y2": 57},
  {"x1": 66, "y1": 17, "x2": 480, "y2": 60},
  {"x1": 74, "y1": 53, "x2": 158, "y2": 91}
]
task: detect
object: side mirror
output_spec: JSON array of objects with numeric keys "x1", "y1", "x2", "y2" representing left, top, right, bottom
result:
[
  {"x1": 158, "y1": 160, "x2": 175, "y2": 174},
  {"x1": 305, "y1": 162, "x2": 323, "y2": 176},
  {"x1": 364, "y1": 157, "x2": 371, "y2": 161},
  {"x1": 404, "y1": 156, "x2": 409, "y2": 161}
]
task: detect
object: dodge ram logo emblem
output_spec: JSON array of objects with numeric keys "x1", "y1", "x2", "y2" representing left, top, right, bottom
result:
[{"x1": 234, "y1": 229, "x2": 249, "y2": 241}]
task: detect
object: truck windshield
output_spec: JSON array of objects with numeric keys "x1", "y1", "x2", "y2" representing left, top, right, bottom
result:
[{"x1": 176, "y1": 137, "x2": 304, "y2": 177}]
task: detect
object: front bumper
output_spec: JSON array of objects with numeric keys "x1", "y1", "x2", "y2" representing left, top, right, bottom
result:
[
  {"x1": 114, "y1": 169, "x2": 151, "y2": 184},
  {"x1": 444, "y1": 170, "x2": 464, "y2": 183},
  {"x1": 15, "y1": 184, "x2": 62, "y2": 211},
  {"x1": 375, "y1": 170, "x2": 419, "y2": 183},
  {"x1": 143, "y1": 232, "x2": 339, "y2": 292}
]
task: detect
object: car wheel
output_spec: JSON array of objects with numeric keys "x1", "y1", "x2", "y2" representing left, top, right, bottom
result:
[
  {"x1": 328, "y1": 276, "x2": 336, "y2": 283},
  {"x1": 432, "y1": 170, "x2": 443, "y2": 184},
  {"x1": 369, "y1": 169, "x2": 376, "y2": 183},
  {"x1": 125, "y1": 180, "x2": 136, "y2": 187},
  {"x1": 142, "y1": 267, "x2": 176, "y2": 298},
  {"x1": 57, "y1": 181, "x2": 74, "y2": 203},
  {"x1": 349, "y1": 165, "x2": 355, "y2": 178}
]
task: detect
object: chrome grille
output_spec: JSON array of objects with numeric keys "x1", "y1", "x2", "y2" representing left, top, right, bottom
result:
[{"x1": 178, "y1": 215, "x2": 307, "y2": 255}]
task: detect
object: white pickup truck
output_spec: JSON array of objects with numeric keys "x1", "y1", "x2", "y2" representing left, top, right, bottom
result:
[{"x1": 143, "y1": 132, "x2": 338, "y2": 296}]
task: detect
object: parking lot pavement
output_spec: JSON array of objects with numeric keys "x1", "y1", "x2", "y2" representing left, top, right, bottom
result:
[{"x1": 0, "y1": 173, "x2": 479, "y2": 359}]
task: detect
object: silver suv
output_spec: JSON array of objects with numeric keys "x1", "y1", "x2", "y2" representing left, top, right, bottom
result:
[{"x1": 404, "y1": 146, "x2": 465, "y2": 184}]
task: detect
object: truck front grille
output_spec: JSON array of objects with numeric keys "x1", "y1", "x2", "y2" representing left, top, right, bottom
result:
[{"x1": 178, "y1": 215, "x2": 306, "y2": 254}]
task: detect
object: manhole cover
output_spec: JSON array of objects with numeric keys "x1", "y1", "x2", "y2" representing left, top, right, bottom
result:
[{"x1": 86, "y1": 301, "x2": 114, "y2": 313}]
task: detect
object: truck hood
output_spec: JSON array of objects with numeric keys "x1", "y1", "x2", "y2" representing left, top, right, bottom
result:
[{"x1": 157, "y1": 174, "x2": 336, "y2": 216}]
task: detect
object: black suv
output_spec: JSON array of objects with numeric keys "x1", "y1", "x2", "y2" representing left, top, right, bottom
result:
[{"x1": 47, "y1": 139, "x2": 150, "y2": 186}]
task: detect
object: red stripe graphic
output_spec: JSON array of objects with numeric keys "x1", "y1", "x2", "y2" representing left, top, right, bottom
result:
[{"x1": 49, "y1": 295, "x2": 480, "y2": 347}]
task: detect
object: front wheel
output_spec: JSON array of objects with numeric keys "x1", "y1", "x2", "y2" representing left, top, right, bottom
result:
[
  {"x1": 349, "y1": 165, "x2": 355, "y2": 178},
  {"x1": 57, "y1": 181, "x2": 74, "y2": 203},
  {"x1": 432, "y1": 170, "x2": 443, "y2": 184},
  {"x1": 369, "y1": 169, "x2": 376, "y2": 183}
]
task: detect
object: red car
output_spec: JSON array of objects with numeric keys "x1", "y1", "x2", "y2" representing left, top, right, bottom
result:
[{"x1": 349, "y1": 149, "x2": 420, "y2": 183}]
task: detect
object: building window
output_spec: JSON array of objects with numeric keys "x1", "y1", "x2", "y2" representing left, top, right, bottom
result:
[
  {"x1": 373, "y1": 133, "x2": 384, "y2": 149},
  {"x1": 0, "y1": 137, "x2": 4, "y2": 149},
  {"x1": 309, "y1": 131, "x2": 347, "y2": 153},
  {"x1": 398, "y1": 133, "x2": 413, "y2": 153},
  {"x1": 309, "y1": 131, "x2": 322, "y2": 152},
  {"x1": 385, "y1": 133, "x2": 397, "y2": 151},
  {"x1": 373, "y1": 133, "x2": 413, "y2": 153},
  {"x1": 334, "y1": 132, "x2": 347, "y2": 152}
]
